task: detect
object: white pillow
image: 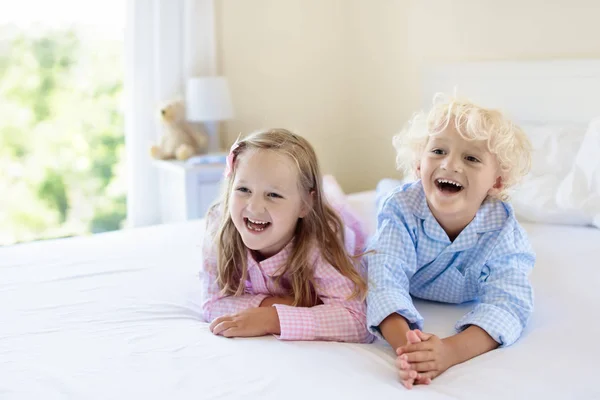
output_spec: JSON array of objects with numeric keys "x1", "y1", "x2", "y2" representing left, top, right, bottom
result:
[
  {"x1": 511, "y1": 122, "x2": 590, "y2": 226},
  {"x1": 523, "y1": 123, "x2": 585, "y2": 177},
  {"x1": 555, "y1": 118, "x2": 600, "y2": 228},
  {"x1": 373, "y1": 121, "x2": 598, "y2": 229}
]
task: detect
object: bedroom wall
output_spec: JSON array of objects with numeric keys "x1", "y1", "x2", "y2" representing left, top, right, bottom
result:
[
  {"x1": 216, "y1": 0, "x2": 357, "y2": 190},
  {"x1": 404, "y1": 0, "x2": 600, "y2": 105},
  {"x1": 216, "y1": 0, "x2": 600, "y2": 193}
]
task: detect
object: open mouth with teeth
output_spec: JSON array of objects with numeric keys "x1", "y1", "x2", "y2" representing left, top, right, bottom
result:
[
  {"x1": 435, "y1": 178, "x2": 464, "y2": 194},
  {"x1": 244, "y1": 217, "x2": 271, "y2": 232}
]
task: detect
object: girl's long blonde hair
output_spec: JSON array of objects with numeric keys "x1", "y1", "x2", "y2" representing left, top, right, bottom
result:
[{"x1": 207, "y1": 128, "x2": 366, "y2": 307}]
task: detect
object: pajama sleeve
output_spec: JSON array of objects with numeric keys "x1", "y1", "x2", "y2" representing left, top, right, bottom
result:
[
  {"x1": 199, "y1": 209, "x2": 268, "y2": 322},
  {"x1": 364, "y1": 195, "x2": 423, "y2": 337},
  {"x1": 455, "y1": 223, "x2": 535, "y2": 346},
  {"x1": 273, "y1": 250, "x2": 374, "y2": 343}
]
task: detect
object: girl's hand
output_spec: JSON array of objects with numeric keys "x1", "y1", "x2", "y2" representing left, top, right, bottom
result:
[
  {"x1": 259, "y1": 296, "x2": 295, "y2": 307},
  {"x1": 209, "y1": 307, "x2": 280, "y2": 338},
  {"x1": 259, "y1": 295, "x2": 324, "y2": 307},
  {"x1": 396, "y1": 330, "x2": 454, "y2": 383}
]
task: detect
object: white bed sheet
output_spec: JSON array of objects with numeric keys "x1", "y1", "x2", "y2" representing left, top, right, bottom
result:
[{"x1": 1, "y1": 191, "x2": 599, "y2": 400}]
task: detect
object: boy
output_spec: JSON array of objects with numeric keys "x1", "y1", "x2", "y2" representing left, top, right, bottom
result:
[{"x1": 366, "y1": 95, "x2": 535, "y2": 388}]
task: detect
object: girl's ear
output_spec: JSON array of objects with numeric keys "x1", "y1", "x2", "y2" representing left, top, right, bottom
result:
[
  {"x1": 299, "y1": 190, "x2": 315, "y2": 218},
  {"x1": 415, "y1": 162, "x2": 422, "y2": 179},
  {"x1": 487, "y1": 175, "x2": 504, "y2": 196}
]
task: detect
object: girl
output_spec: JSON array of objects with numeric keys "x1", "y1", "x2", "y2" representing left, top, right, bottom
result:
[{"x1": 200, "y1": 128, "x2": 373, "y2": 343}]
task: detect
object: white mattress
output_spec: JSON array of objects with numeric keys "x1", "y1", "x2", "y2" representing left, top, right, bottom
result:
[{"x1": 1, "y1": 191, "x2": 599, "y2": 399}]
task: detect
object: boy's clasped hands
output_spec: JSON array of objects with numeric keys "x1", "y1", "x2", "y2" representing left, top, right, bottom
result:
[{"x1": 396, "y1": 330, "x2": 453, "y2": 389}]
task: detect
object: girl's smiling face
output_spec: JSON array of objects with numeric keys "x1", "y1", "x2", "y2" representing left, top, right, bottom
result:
[{"x1": 229, "y1": 149, "x2": 310, "y2": 259}]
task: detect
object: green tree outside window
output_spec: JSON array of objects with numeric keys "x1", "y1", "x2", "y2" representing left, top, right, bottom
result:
[{"x1": 0, "y1": 25, "x2": 126, "y2": 245}]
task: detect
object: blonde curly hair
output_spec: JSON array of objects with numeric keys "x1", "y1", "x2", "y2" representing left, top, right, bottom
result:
[{"x1": 393, "y1": 93, "x2": 532, "y2": 200}]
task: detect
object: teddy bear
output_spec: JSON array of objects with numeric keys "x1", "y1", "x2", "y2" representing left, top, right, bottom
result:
[{"x1": 150, "y1": 100, "x2": 209, "y2": 161}]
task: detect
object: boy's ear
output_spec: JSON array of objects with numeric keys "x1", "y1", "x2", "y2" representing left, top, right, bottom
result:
[
  {"x1": 415, "y1": 162, "x2": 422, "y2": 179},
  {"x1": 299, "y1": 190, "x2": 315, "y2": 218},
  {"x1": 487, "y1": 176, "x2": 504, "y2": 196}
]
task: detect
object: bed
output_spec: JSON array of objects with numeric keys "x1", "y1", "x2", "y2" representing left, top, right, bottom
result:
[{"x1": 2, "y1": 60, "x2": 600, "y2": 399}]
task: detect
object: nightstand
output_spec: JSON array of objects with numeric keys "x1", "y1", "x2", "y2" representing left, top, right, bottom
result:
[{"x1": 154, "y1": 160, "x2": 226, "y2": 223}]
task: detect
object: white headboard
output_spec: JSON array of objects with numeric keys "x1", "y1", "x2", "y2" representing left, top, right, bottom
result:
[{"x1": 422, "y1": 59, "x2": 600, "y2": 123}]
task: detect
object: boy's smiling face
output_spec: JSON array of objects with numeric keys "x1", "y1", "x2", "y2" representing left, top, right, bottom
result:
[{"x1": 417, "y1": 125, "x2": 503, "y2": 237}]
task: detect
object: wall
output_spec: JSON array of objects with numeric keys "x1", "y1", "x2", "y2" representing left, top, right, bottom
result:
[
  {"x1": 217, "y1": 0, "x2": 600, "y2": 193},
  {"x1": 216, "y1": 0, "x2": 356, "y2": 189},
  {"x1": 345, "y1": 0, "x2": 411, "y2": 191}
]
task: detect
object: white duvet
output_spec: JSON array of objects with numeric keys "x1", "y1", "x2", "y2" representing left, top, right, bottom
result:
[{"x1": 1, "y1": 192, "x2": 599, "y2": 399}]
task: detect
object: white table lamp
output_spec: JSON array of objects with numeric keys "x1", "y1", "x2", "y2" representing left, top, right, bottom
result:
[{"x1": 185, "y1": 76, "x2": 234, "y2": 153}]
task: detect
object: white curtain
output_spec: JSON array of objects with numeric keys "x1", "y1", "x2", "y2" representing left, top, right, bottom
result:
[{"x1": 124, "y1": 0, "x2": 217, "y2": 227}]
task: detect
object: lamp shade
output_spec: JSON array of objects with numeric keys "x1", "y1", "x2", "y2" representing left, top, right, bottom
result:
[{"x1": 185, "y1": 76, "x2": 234, "y2": 122}]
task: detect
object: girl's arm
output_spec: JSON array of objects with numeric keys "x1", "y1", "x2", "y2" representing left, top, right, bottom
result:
[
  {"x1": 259, "y1": 296, "x2": 295, "y2": 307},
  {"x1": 270, "y1": 252, "x2": 374, "y2": 343},
  {"x1": 199, "y1": 261, "x2": 268, "y2": 323},
  {"x1": 199, "y1": 210, "x2": 268, "y2": 322}
]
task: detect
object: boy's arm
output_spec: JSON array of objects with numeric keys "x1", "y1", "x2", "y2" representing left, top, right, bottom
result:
[
  {"x1": 397, "y1": 325, "x2": 498, "y2": 381},
  {"x1": 365, "y1": 195, "x2": 423, "y2": 346},
  {"x1": 397, "y1": 223, "x2": 535, "y2": 383},
  {"x1": 442, "y1": 325, "x2": 499, "y2": 366},
  {"x1": 379, "y1": 313, "x2": 411, "y2": 349},
  {"x1": 454, "y1": 225, "x2": 535, "y2": 347}
]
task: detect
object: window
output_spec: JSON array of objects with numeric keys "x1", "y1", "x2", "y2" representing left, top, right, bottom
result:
[{"x1": 0, "y1": 1, "x2": 126, "y2": 245}]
